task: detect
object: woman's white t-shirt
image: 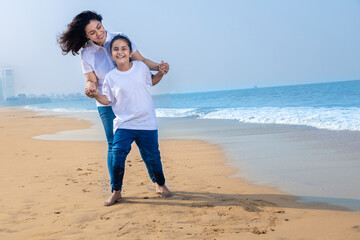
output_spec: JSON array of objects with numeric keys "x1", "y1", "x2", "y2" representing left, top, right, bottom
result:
[{"x1": 101, "y1": 61, "x2": 157, "y2": 133}]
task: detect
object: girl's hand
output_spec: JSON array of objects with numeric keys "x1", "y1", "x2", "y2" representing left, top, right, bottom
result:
[
  {"x1": 158, "y1": 61, "x2": 169, "y2": 75},
  {"x1": 88, "y1": 88, "x2": 99, "y2": 98}
]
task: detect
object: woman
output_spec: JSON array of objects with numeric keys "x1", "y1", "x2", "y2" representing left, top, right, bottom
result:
[{"x1": 58, "y1": 11, "x2": 170, "y2": 197}]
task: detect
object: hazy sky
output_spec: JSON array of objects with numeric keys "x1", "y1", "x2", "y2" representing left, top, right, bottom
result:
[{"x1": 1, "y1": 0, "x2": 360, "y2": 95}]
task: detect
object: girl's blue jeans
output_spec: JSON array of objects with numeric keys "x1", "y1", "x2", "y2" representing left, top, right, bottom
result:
[
  {"x1": 97, "y1": 106, "x2": 156, "y2": 189},
  {"x1": 111, "y1": 128, "x2": 165, "y2": 192}
]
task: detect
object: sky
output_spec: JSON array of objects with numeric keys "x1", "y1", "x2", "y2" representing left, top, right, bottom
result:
[{"x1": 0, "y1": 0, "x2": 360, "y2": 95}]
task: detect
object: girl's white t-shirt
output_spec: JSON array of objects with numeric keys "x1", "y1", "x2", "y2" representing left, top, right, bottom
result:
[
  {"x1": 80, "y1": 31, "x2": 138, "y2": 107},
  {"x1": 102, "y1": 61, "x2": 157, "y2": 133}
]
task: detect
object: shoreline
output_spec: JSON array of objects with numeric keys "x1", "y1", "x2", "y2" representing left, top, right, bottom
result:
[{"x1": 1, "y1": 107, "x2": 360, "y2": 239}]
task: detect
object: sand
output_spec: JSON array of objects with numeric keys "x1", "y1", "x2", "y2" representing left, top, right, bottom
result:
[{"x1": 0, "y1": 108, "x2": 359, "y2": 240}]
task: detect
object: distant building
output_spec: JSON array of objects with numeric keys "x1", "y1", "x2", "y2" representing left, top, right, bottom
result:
[
  {"x1": 18, "y1": 93, "x2": 26, "y2": 104},
  {"x1": 2, "y1": 68, "x2": 15, "y2": 102},
  {"x1": 0, "y1": 73, "x2": 3, "y2": 103}
]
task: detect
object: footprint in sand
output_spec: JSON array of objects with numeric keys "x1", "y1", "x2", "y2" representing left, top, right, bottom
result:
[
  {"x1": 67, "y1": 178, "x2": 78, "y2": 184},
  {"x1": 22, "y1": 150, "x2": 30, "y2": 156},
  {"x1": 352, "y1": 226, "x2": 360, "y2": 232},
  {"x1": 79, "y1": 224, "x2": 88, "y2": 229},
  {"x1": 244, "y1": 206, "x2": 261, "y2": 212},
  {"x1": 250, "y1": 227, "x2": 267, "y2": 235},
  {"x1": 254, "y1": 199, "x2": 277, "y2": 207},
  {"x1": 73, "y1": 204, "x2": 83, "y2": 209},
  {"x1": 79, "y1": 172, "x2": 92, "y2": 176},
  {"x1": 137, "y1": 182, "x2": 146, "y2": 186},
  {"x1": 100, "y1": 213, "x2": 111, "y2": 220}
]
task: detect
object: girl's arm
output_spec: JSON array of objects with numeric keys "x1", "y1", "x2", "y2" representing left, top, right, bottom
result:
[
  {"x1": 152, "y1": 71, "x2": 164, "y2": 86},
  {"x1": 91, "y1": 90, "x2": 111, "y2": 105},
  {"x1": 96, "y1": 94, "x2": 111, "y2": 105}
]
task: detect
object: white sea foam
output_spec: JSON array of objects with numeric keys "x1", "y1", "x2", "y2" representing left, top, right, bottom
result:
[
  {"x1": 24, "y1": 105, "x2": 360, "y2": 131},
  {"x1": 155, "y1": 108, "x2": 199, "y2": 118},
  {"x1": 156, "y1": 107, "x2": 360, "y2": 131},
  {"x1": 24, "y1": 105, "x2": 97, "y2": 113}
]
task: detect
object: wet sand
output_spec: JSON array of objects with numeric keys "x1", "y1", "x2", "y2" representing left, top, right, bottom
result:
[
  {"x1": 1, "y1": 108, "x2": 360, "y2": 239},
  {"x1": 157, "y1": 118, "x2": 360, "y2": 211},
  {"x1": 35, "y1": 113, "x2": 360, "y2": 211}
]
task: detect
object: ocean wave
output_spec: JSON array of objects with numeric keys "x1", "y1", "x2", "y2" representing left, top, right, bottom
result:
[
  {"x1": 156, "y1": 107, "x2": 360, "y2": 131},
  {"x1": 24, "y1": 105, "x2": 97, "y2": 113},
  {"x1": 155, "y1": 108, "x2": 201, "y2": 118},
  {"x1": 24, "y1": 104, "x2": 360, "y2": 131}
]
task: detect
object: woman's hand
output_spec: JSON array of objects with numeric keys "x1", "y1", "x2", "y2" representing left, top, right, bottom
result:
[
  {"x1": 84, "y1": 72, "x2": 98, "y2": 98},
  {"x1": 85, "y1": 82, "x2": 97, "y2": 98},
  {"x1": 88, "y1": 88, "x2": 99, "y2": 98},
  {"x1": 158, "y1": 61, "x2": 169, "y2": 74}
]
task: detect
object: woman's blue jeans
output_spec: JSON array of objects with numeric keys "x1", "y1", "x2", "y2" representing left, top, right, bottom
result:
[
  {"x1": 111, "y1": 128, "x2": 165, "y2": 192},
  {"x1": 98, "y1": 106, "x2": 156, "y2": 189}
]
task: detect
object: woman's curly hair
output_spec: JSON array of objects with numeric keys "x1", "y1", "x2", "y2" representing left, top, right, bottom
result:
[{"x1": 58, "y1": 11, "x2": 102, "y2": 55}]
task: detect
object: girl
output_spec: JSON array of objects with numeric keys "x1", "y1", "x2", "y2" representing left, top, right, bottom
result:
[
  {"x1": 91, "y1": 35, "x2": 171, "y2": 206},
  {"x1": 58, "y1": 11, "x2": 169, "y2": 195}
]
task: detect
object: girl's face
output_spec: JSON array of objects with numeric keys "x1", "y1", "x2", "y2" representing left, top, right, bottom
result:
[
  {"x1": 85, "y1": 19, "x2": 106, "y2": 46},
  {"x1": 111, "y1": 39, "x2": 132, "y2": 66}
]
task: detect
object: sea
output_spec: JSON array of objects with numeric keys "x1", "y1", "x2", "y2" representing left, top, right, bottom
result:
[
  {"x1": 26, "y1": 80, "x2": 360, "y2": 132},
  {"x1": 24, "y1": 80, "x2": 360, "y2": 211}
]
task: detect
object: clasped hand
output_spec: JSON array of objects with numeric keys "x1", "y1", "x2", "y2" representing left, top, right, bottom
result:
[{"x1": 158, "y1": 61, "x2": 169, "y2": 75}]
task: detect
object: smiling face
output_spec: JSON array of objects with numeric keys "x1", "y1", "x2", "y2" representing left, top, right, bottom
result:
[
  {"x1": 110, "y1": 39, "x2": 132, "y2": 69},
  {"x1": 85, "y1": 19, "x2": 106, "y2": 46}
]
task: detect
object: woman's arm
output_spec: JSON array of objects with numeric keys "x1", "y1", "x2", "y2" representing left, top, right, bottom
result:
[
  {"x1": 84, "y1": 72, "x2": 98, "y2": 98},
  {"x1": 132, "y1": 50, "x2": 164, "y2": 72}
]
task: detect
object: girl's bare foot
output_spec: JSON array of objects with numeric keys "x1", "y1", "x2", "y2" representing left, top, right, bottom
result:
[
  {"x1": 155, "y1": 182, "x2": 161, "y2": 194},
  {"x1": 155, "y1": 183, "x2": 172, "y2": 198},
  {"x1": 104, "y1": 191, "x2": 122, "y2": 206}
]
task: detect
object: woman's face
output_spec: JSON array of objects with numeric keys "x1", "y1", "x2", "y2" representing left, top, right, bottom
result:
[
  {"x1": 85, "y1": 20, "x2": 106, "y2": 46},
  {"x1": 111, "y1": 39, "x2": 132, "y2": 66}
]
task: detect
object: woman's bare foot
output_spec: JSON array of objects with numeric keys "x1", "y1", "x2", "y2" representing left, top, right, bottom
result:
[
  {"x1": 155, "y1": 183, "x2": 172, "y2": 198},
  {"x1": 104, "y1": 190, "x2": 122, "y2": 206}
]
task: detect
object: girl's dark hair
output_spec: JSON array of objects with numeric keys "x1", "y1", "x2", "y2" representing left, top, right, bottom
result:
[
  {"x1": 110, "y1": 35, "x2": 133, "y2": 54},
  {"x1": 58, "y1": 11, "x2": 103, "y2": 55}
]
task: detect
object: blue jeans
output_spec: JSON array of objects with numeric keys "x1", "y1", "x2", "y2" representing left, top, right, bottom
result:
[
  {"x1": 111, "y1": 129, "x2": 165, "y2": 192},
  {"x1": 98, "y1": 107, "x2": 155, "y2": 189}
]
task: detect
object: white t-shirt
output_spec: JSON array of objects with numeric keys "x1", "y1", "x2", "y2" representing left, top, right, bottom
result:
[
  {"x1": 102, "y1": 61, "x2": 158, "y2": 132},
  {"x1": 80, "y1": 31, "x2": 138, "y2": 107}
]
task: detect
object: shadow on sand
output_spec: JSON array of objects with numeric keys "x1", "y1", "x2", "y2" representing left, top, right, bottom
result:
[{"x1": 117, "y1": 190, "x2": 359, "y2": 212}]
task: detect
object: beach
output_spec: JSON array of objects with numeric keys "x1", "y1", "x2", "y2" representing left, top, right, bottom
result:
[{"x1": 1, "y1": 108, "x2": 360, "y2": 240}]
